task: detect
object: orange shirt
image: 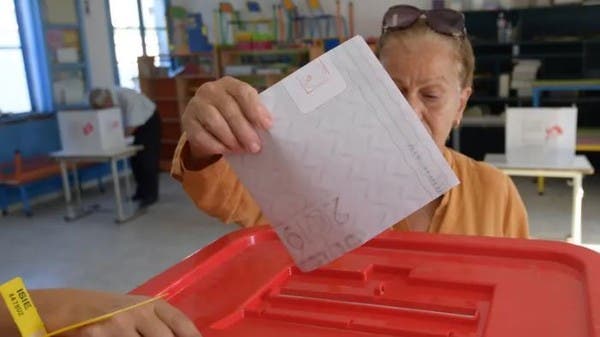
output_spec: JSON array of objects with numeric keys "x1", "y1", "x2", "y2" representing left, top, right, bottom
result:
[{"x1": 172, "y1": 134, "x2": 529, "y2": 238}]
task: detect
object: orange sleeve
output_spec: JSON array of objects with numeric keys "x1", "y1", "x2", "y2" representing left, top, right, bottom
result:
[
  {"x1": 171, "y1": 133, "x2": 267, "y2": 227},
  {"x1": 502, "y1": 175, "x2": 529, "y2": 238}
]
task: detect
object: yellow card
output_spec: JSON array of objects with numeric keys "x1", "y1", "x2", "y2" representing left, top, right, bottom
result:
[{"x1": 0, "y1": 277, "x2": 47, "y2": 337}]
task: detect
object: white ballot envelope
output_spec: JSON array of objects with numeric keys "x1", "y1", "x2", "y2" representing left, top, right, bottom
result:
[
  {"x1": 226, "y1": 36, "x2": 459, "y2": 271},
  {"x1": 506, "y1": 107, "x2": 577, "y2": 166}
]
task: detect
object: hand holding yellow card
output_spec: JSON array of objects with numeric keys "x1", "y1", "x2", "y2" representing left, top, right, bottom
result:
[
  {"x1": 1, "y1": 277, "x2": 164, "y2": 337},
  {"x1": 0, "y1": 278, "x2": 47, "y2": 337}
]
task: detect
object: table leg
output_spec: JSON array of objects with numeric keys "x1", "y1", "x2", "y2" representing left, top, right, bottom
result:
[
  {"x1": 532, "y1": 88, "x2": 541, "y2": 107},
  {"x1": 0, "y1": 185, "x2": 8, "y2": 215},
  {"x1": 537, "y1": 177, "x2": 545, "y2": 195},
  {"x1": 59, "y1": 160, "x2": 75, "y2": 220},
  {"x1": 123, "y1": 157, "x2": 133, "y2": 211},
  {"x1": 71, "y1": 163, "x2": 82, "y2": 207},
  {"x1": 60, "y1": 160, "x2": 95, "y2": 221},
  {"x1": 110, "y1": 158, "x2": 125, "y2": 223},
  {"x1": 570, "y1": 174, "x2": 584, "y2": 245}
]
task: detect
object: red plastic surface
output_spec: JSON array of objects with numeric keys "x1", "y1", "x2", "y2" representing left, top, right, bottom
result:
[{"x1": 131, "y1": 227, "x2": 600, "y2": 337}]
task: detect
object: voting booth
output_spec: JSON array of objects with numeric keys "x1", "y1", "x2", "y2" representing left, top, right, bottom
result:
[
  {"x1": 505, "y1": 107, "x2": 577, "y2": 165},
  {"x1": 57, "y1": 108, "x2": 126, "y2": 153}
]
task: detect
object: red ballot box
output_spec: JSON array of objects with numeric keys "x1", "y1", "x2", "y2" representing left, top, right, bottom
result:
[{"x1": 131, "y1": 227, "x2": 600, "y2": 337}]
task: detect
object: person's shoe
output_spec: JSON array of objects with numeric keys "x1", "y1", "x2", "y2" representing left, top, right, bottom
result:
[{"x1": 139, "y1": 197, "x2": 158, "y2": 209}]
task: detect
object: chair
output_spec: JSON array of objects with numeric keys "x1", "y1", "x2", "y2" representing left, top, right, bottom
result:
[
  {"x1": 305, "y1": 0, "x2": 347, "y2": 39},
  {"x1": 219, "y1": 2, "x2": 234, "y2": 12},
  {"x1": 217, "y1": 2, "x2": 240, "y2": 45},
  {"x1": 282, "y1": 0, "x2": 305, "y2": 41},
  {"x1": 0, "y1": 185, "x2": 7, "y2": 216},
  {"x1": 0, "y1": 152, "x2": 61, "y2": 216},
  {"x1": 0, "y1": 151, "x2": 104, "y2": 217},
  {"x1": 306, "y1": 0, "x2": 325, "y2": 14},
  {"x1": 281, "y1": 0, "x2": 347, "y2": 40}
]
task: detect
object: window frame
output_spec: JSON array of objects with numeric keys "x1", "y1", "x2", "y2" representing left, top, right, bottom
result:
[
  {"x1": 0, "y1": 0, "x2": 34, "y2": 114},
  {"x1": 108, "y1": 0, "x2": 170, "y2": 88},
  {"x1": 39, "y1": 0, "x2": 92, "y2": 111}
]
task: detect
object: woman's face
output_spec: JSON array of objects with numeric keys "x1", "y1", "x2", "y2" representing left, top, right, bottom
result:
[{"x1": 379, "y1": 35, "x2": 472, "y2": 150}]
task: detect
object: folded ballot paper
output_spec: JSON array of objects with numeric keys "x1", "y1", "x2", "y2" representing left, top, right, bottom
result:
[{"x1": 226, "y1": 36, "x2": 458, "y2": 271}]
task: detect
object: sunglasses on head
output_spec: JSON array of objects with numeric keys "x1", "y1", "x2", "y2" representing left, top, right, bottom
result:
[{"x1": 381, "y1": 5, "x2": 467, "y2": 38}]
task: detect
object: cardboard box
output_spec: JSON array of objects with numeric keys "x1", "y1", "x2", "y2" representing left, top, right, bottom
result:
[
  {"x1": 506, "y1": 107, "x2": 577, "y2": 165},
  {"x1": 58, "y1": 108, "x2": 126, "y2": 153}
]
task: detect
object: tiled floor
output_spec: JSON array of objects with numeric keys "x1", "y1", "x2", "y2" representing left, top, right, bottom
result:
[{"x1": 1, "y1": 173, "x2": 599, "y2": 292}]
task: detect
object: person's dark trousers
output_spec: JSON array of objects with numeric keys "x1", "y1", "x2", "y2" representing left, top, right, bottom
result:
[{"x1": 131, "y1": 110, "x2": 161, "y2": 207}]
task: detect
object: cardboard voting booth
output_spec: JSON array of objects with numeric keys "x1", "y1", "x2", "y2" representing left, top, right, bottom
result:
[
  {"x1": 506, "y1": 107, "x2": 577, "y2": 166},
  {"x1": 57, "y1": 108, "x2": 126, "y2": 153}
]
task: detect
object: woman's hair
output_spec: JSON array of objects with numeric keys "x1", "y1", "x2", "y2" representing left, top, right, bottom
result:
[{"x1": 378, "y1": 19, "x2": 475, "y2": 89}]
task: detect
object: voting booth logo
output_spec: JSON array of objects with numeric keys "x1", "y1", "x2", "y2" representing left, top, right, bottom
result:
[
  {"x1": 506, "y1": 107, "x2": 577, "y2": 164},
  {"x1": 283, "y1": 52, "x2": 346, "y2": 114},
  {"x1": 545, "y1": 124, "x2": 564, "y2": 141},
  {"x1": 82, "y1": 122, "x2": 94, "y2": 136},
  {"x1": 298, "y1": 60, "x2": 332, "y2": 94},
  {"x1": 110, "y1": 120, "x2": 121, "y2": 130}
]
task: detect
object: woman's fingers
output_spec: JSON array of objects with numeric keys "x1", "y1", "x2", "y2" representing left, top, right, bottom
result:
[
  {"x1": 68, "y1": 300, "x2": 200, "y2": 337},
  {"x1": 72, "y1": 314, "x2": 141, "y2": 337},
  {"x1": 186, "y1": 119, "x2": 229, "y2": 156},
  {"x1": 193, "y1": 103, "x2": 241, "y2": 151},
  {"x1": 205, "y1": 84, "x2": 262, "y2": 153},
  {"x1": 182, "y1": 77, "x2": 274, "y2": 159},
  {"x1": 221, "y1": 76, "x2": 272, "y2": 129},
  {"x1": 134, "y1": 305, "x2": 174, "y2": 337},
  {"x1": 154, "y1": 300, "x2": 201, "y2": 337},
  {"x1": 182, "y1": 97, "x2": 228, "y2": 156}
]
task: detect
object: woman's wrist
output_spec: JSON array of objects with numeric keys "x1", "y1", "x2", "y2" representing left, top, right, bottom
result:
[
  {"x1": 28, "y1": 289, "x2": 81, "y2": 332},
  {"x1": 30, "y1": 289, "x2": 147, "y2": 332},
  {"x1": 0, "y1": 288, "x2": 73, "y2": 335},
  {"x1": 0, "y1": 297, "x2": 19, "y2": 337}
]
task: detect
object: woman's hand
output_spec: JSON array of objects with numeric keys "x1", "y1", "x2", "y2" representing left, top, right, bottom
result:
[
  {"x1": 181, "y1": 76, "x2": 273, "y2": 166},
  {"x1": 30, "y1": 289, "x2": 200, "y2": 337}
]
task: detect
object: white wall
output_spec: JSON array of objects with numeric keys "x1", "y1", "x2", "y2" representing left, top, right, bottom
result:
[
  {"x1": 80, "y1": 0, "x2": 115, "y2": 88},
  {"x1": 171, "y1": 0, "x2": 430, "y2": 42}
]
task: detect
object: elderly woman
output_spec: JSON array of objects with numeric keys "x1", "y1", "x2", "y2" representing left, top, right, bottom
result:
[{"x1": 172, "y1": 5, "x2": 529, "y2": 238}]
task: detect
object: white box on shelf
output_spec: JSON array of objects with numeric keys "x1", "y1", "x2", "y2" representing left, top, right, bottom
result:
[{"x1": 58, "y1": 108, "x2": 126, "y2": 153}]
